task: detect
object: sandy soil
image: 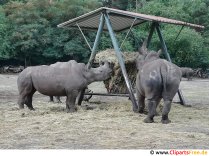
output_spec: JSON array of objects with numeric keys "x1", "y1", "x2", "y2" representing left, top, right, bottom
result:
[{"x1": 0, "y1": 74, "x2": 209, "y2": 149}]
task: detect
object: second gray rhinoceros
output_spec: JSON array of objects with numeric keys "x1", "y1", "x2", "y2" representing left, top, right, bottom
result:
[
  {"x1": 181, "y1": 67, "x2": 194, "y2": 80},
  {"x1": 17, "y1": 60, "x2": 112, "y2": 112},
  {"x1": 136, "y1": 40, "x2": 182, "y2": 124}
]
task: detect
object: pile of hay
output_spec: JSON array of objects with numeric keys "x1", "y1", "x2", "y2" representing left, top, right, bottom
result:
[{"x1": 95, "y1": 49, "x2": 139, "y2": 94}]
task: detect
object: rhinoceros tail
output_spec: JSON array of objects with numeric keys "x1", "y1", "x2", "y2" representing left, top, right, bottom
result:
[{"x1": 160, "y1": 64, "x2": 168, "y2": 97}]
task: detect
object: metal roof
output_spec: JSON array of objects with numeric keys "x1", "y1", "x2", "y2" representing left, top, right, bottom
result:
[{"x1": 57, "y1": 7, "x2": 204, "y2": 32}]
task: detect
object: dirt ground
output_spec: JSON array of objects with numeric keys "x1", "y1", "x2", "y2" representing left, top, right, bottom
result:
[{"x1": 0, "y1": 74, "x2": 209, "y2": 149}]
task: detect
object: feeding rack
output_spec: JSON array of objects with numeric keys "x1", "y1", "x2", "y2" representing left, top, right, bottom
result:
[{"x1": 58, "y1": 7, "x2": 204, "y2": 112}]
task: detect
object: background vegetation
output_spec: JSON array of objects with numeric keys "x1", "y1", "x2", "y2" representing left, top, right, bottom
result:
[{"x1": 0, "y1": 0, "x2": 208, "y2": 69}]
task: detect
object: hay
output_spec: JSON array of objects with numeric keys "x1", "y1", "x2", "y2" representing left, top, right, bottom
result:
[
  {"x1": 95, "y1": 49, "x2": 139, "y2": 93},
  {"x1": 1, "y1": 75, "x2": 209, "y2": 149}
]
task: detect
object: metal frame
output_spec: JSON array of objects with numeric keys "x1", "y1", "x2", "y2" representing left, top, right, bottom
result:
[
  {"x1": 77, "y1": 14, "x2": 105, "y2": 106},
  {"x1": 155, "y1": 23, "x2": 185, "y2": 105},
  {"x1": 58, "y1": 7, "x2": 204, "y2": 31},
  {"x1": 104, "y1": 13, "x2": 138, "y2": 112},
  {"x1": 77, "y1": 12, "x2": 186, "y2": 110},
  {"x1": 77, "y1": 12, "x2": 138, "y2": 112}
]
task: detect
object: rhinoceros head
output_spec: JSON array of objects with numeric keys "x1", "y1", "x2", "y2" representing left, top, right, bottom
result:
[
  {"x1": 136, "y1": 39, "x2": 161, "y2": 70},
  {"x1": 86, "y1": 61, "x2": 113, "y2": 83}
]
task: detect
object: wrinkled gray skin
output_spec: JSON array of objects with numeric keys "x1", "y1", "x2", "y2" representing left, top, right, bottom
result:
[
  {"x1": 181, "y1": 67, "x2": 194, "y2": 80},
  {"x1": 17, "y1": 60, "x2": 112, "y2": 112},
  {"x1": 136, "y1": 40, "x2": 182, "y2": 124},
  {"x1": 48, "y1": 62, "x2": 93, "y2": 103}
]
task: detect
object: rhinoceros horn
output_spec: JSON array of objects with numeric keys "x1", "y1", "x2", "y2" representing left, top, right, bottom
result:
[{"x1": 139, "y1": 39, "x2": 148, "y2": 55}]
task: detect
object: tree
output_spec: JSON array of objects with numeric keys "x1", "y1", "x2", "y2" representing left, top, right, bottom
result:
[
  {"x1": 135, "y1": 0, "x2": 209, "y2": 69},
  {"x1": 2, "y1": 0, "x2": 102, "y2": 65},
  {"x1": 0, "y1": 6, "x2": 12, "y2": 60}
]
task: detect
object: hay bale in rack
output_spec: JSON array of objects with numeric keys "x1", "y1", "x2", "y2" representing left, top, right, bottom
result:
[{"x1": 95, "y1": 49, "x2": 139, "y2": 94}]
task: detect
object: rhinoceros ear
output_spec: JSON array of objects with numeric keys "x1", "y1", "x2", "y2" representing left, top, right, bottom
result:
[
  {"x1": 103, "y1": 61, "x2": 111, "y2": 68},
  {"x1": 157, "y1": 49, "x2": 162, "y2": 56},
  {"x1": 138, "y1": 39, "x2": 148, "y2": 55}
]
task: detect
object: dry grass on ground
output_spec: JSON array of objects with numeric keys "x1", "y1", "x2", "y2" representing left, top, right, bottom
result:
[{"x1": 0, "y1": 74, "x2": 209, "y2": 149}]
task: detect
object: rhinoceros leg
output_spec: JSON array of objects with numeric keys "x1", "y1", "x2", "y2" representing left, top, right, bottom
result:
[
  {"x1": 18, "y1": 95, "x2": 25, "y2": 109},
  {"x1": 144, "y1": 100, "x2": 156, "y2": 123},
  {"x1": 25, "y1": 94, "x2": 35, "y2": 110},
  {"x1": 136, "y1": 87, "x2": 145, "y2": 113},
  {"x1": 55, "y1": 96, "x2": 62, "y2": 103},
  {"x1": 18, "y1": 87, "x2": 36, "y2": 110},
  {"x1": 48, "y1": 96, "x2": 62, "y2": 103},
  {"x1": 144, "y1": 99, "x2": 160, "y2": 123},
  {"x1": 66, "y1": 90, "x2": 78, "y2": 113},
  {"x1": 49, "y1": 96, "x2": 54, "y2": 102},
  {"x1": 161, "y1": 100, "x2": 172, "y2": 124},
  {"x1": 137, "y1": 94, "x2": 145, "y2": 113}
]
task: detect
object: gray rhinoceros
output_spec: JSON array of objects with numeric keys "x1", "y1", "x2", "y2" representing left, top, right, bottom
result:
[
  {"x1": 48, "y1": 62, "x2": 93, "y2": 103},
  {"x1": 17, "y1": 60, "x2": 112, "y2": 112},
  {"x1": 136, "y1": 40, "x2": 182, "y2": 124},
  {"x1": 181, "y1": 67, "x2": 194, "y2": 80}
]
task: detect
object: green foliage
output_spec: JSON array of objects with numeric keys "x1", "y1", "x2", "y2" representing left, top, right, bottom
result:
[
  {"x1": 0, "y1": 6, "x2": 11, "y2": 59},
  {"x1": 149, "y1": 26, "x2": 209, "y2": 68},
  {"x1": 0, "y1": 0, "x2": 101, "y2": 65},
  {"x1": 0, "y1": 0, "x2": 209, "y2": 70},
  {"x1": 135, "y1": 0, "x2": 209, "y2": 69}
]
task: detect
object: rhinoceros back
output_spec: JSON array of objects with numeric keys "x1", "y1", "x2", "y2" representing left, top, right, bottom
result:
[
  {"x1": 29, "y1": 62, "x2": 87, "y2": 96},
  {"x1": 139, "y1": 59, "x2": 181, "y2": 100}
]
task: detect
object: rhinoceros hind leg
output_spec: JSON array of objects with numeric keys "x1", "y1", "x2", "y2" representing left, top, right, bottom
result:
[
  {"x1": 161, "y1": 117, "x2": 171, "y2": 124},
  {"x1": 25, "y1": 95, "x2": 35, "y2": 111},
  {"x1": 18, "y1": 96, "x2": 25, "y2": 109},
  {"x1": 24, "y1": 88, "x2": 36, "y2": 110},
  {"x1": 137, "y1": 94, "x2": 145, "y2": 114},
  {"x1": 143, "y1": 117, "x2": 154, "y2": 123},
  {"x1": 161, "y1": 100, "x2": 172, "y2": 124},
  {"x1": 143, "y1": 99, "x2": 158, "y2": 123},
  {"x1": 136, "y1": 88, "x2": 145, "y2": 113},
  {"x1": 26, "y1": 96, "x2": 35, "y2": 111},
  {"x1": 66, "y1": 106, "x2": 77, "y2": 113}
]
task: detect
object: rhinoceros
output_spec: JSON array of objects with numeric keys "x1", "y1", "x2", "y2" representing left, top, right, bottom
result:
[
  {"x1": 181, "y1": 67, "x2": 194, "y2": 80},
  {"x1": 48, "y1": 62, "x2": 93, "y2": 103},
  {"x1": 17, "y1": 60, "x2": 112, "y2": 112},
  {"x1": 135, "y1": 40, "x2": 182, "y2": 124}
]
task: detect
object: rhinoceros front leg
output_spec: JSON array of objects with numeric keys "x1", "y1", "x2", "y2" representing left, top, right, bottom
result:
[
  {"x1": 48, "y1": 96, "x2": 62, "y2": 103},
  {"x1": 55, "y1": 96, "x2": 62, "y2": 103},
  {"x1": 66, "y1": 90, "x2": 78, "y2": 113},
  {"x1": 161, "y1": 100, "x2": 172, "y2": 124}
]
